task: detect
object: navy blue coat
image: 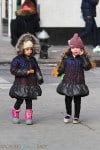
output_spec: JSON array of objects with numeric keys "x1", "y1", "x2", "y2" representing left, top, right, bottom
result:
[
  {"x1": 57, "y1": 54, "x2": 91, "y2": 97},
  {"x1": 9, "y1": 56, "x2": 43, "y2": 99},
  {"x1": 81, "y1": 0, "x2": 99, "y2": 17}
]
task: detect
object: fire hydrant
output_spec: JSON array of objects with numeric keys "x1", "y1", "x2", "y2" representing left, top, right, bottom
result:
[{"x1": 38, "y1": 30, "x2": 50, "y2": 59}]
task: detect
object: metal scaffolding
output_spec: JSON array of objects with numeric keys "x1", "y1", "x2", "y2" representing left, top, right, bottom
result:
[
  {"x1": 0, "y1": 0, "x2": 18, "y2": 37},
  {"x1": 8, "y1": 0, "x2": 12, "y2": 37},
  {"x1": 0, "y1": 0, "x2": 37, "y2": 37},
  {"x1": 0, "y1": 0, "x2": 2, "y2": 37}
]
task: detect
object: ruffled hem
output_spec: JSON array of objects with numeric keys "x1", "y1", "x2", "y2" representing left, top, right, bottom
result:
[
  {"x1": 57, "y1": 82, "x2": 89, "y2": 97},
  {"x1": 9, "y1": 84, "x2": 42, "y2": 99}
]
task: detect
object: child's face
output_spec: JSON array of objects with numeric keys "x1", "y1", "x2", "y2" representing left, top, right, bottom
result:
[
  {"x1": 71, "y1": 47, "x2": 83, "y2": 56},
  {"x1": 24, "y1": 47, "x2": 33, "y2": 56}
]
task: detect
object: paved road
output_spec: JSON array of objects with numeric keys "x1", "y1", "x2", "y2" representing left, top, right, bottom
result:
[{"x1": 0, "y1": 64, "x2": 100, "y2": 150}]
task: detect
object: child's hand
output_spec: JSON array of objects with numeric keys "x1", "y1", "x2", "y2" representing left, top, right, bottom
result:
[
  {"x1": 79, "y1": 49, "x2": 84, "y2": 55},
  {"x1": 27, "y1": 69, "x2": 34, "y2": 74}
]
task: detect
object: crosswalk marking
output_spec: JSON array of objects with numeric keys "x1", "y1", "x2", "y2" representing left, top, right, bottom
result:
[
  {"x1": 0, "y1": 77, "x2": 12, "y2": 89},
  {"x1": 0, "y1": 77, "x2": 58, "y2": 90},
  {"x1": 0, "y1": 84, "x2": 12, "y2": 89},
  {"x1": 0, "y1": 77, "x2": 10, "y2": 84}
]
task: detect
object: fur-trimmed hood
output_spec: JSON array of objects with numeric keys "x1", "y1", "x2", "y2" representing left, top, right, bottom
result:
[
  {"x1": 15, "y1": 0, "x2": 37, "y2": 16},
  {"x1": 15, "y1": 33, "x2": 40, "y2": 54}
]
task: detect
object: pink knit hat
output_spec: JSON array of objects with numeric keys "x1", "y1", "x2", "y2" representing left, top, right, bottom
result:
[
  {"x1": 22, "y1": 5, "x2": 32, "y2": 11},
  {"x1": 69, "y1": 33, "x2": 84, "y2": 49}
]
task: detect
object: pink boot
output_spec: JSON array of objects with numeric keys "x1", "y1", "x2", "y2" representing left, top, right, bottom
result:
[
  {"x1": 25, "y1": 109, "x2": 33, "y2": 125},
  {"x1": 11, "y1": 108, "x2": 20, "y2": 124}
]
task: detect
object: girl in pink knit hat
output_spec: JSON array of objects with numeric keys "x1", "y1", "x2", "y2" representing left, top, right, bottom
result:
[{"x1": 55, "y1": 33, "x2": 95, "y2": 124}]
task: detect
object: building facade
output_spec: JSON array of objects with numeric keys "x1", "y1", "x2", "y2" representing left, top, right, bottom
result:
[
  {"x1": 1, "y1": 0, "x2": 100, "y2": 45},
  {"x1": 38, "y1": 0, "x2": 100, "y2": 45}
]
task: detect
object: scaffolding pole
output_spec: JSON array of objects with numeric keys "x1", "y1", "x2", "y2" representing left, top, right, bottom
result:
[
  {"x1": 21, "y1": 0, "x2": 25, "y2": 4},
  {"x1": 0, "y1": 0, "x2": 2, "y2": 37},
  {"x1": 8, "y1": 0, "x2": 12, "y2": 37}
]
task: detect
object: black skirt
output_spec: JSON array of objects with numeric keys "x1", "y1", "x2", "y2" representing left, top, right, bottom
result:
[
  {"x1": 57, "y1": 81, "x2": 89, "y2": 97},
  {"x1": 9, "y1": 84, "x2": 42, "y2": 100}
]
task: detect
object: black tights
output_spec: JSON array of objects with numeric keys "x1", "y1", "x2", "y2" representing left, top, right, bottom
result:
[
  {"x1": 14, "y1": 98, "x2": 32, "y2": 110},
  {"x1": 65, "y1": 96, "x2": 81, "y2": 118}
]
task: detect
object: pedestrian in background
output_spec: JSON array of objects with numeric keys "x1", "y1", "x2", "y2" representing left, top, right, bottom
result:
[
  {"x1": 79, "y1": 0, "x2": 99, "y2": 51},
  {"x1": 9, "y1": 33, "x2": 43, "y2": 125},
  {"x1": 55, "y1": 33, "x2": 94, "y2": 124},
  {"x1": 10, "y1": 0, "x2": 40, "y2": 47}
]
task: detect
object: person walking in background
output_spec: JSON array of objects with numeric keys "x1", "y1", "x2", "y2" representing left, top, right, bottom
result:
[
  {"x1": 10, "y1": 0, "x2": 40, "y2": 47},
  {"x1": 9, "y1": 33, "x2": 43, "y2": 125},
  {"x1": 54, "y1": 33, "x2": 95, "y2": 124},
  {"x1": 79, "y1": 0, "x2": 99, "y2": 51}
]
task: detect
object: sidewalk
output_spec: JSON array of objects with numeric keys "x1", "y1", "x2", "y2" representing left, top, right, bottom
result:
[
  {"x1": 1, "y1": 36, "x2": 100, "y2": 150},
  {"x1": 0, "y1": 36, "x2": 100, "y2": 66}
]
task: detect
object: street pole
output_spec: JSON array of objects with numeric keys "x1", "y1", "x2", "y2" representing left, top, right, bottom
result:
[
  {"x1": 8, "y1": 0, "x2": 12, "y2": 37},
  {"x1": 12, "y1": 0, "x2": 17, "y2": 19},
  {"x1": 0, "y1": 0, "x2": 2, "y2": 37}
]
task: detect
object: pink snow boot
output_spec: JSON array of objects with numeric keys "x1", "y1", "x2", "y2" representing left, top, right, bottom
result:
[
  {"x1": 25, "y1": 109, "x2": 33, "y2": 125},
  {"x1": 11, "y1": 108, "x2": 20, "y2": 124}
]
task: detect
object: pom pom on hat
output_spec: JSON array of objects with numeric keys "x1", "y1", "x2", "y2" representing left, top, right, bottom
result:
[
  {"x1": 69, "y1": 33, "x2": 84, "y2": 49},
  {"x1": 23, "y1": 41, "x2": 33, "y2": 49}
]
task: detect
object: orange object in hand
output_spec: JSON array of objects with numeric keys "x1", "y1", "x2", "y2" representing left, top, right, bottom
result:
[
  {"x1": 29, "y1": 69, "x2": 34, "y2": 74},
  {"x1": 52, "y1": 67, "x2": 58, "y2": 77},
  {"x1": 27, "y1": 69, "x2": 34, "y2": 74}
]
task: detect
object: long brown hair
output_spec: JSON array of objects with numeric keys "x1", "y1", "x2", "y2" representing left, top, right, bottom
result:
[{"x1": 60, "y1": 47, "x2": 96, "y2": 69}]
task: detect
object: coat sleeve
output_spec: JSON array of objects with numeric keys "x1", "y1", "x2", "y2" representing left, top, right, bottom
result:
[
  {"x1": 80, "y1": 54, "x2": 92, "y2": 71},
  {"x1": 57, "y1": 59, "x2": 65, "y2": 76},
  {"x1": 32, "y1": 57, "x2": 44, "y2": 84},
  {"x1": 10, "y1": 19, "x2": 18, "y2": 47},
  {"x1": 10, "y1": 57, "x2": 28, "y2": 76},
  {"x1": 88, "y1": 0, "x2": 99, "y2": 5},
  {"x1": 33, "y1": 16, "x2": 40, "y2": 33},
  {"x1": 11, "y1": 68, "x2": 28, "y2": 76}
]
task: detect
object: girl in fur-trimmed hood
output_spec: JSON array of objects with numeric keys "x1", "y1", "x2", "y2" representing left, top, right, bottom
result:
[{"x1": 9, "y1": 33, "x2": 43, "y2": 125}]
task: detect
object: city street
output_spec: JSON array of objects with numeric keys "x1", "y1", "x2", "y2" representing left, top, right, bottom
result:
[
  {"x1": 0, "y1": 64, "x2": 100, "y2": 150},
  {"x1": 0, "y1": 0, "x2": 100, "y2": 149}
]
